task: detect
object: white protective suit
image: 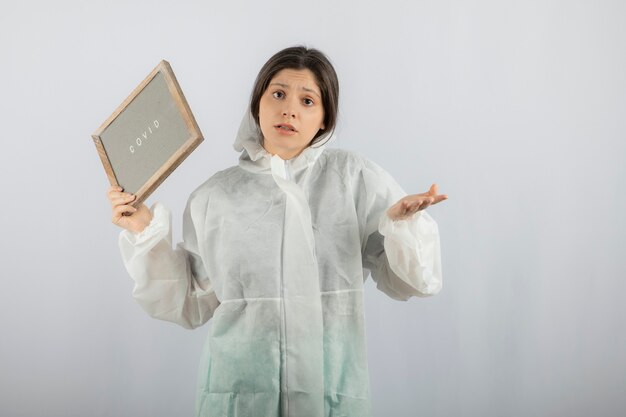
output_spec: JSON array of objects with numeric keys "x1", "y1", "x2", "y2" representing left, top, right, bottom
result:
[{"x1": 119, "y1": 110, "x2": 442, "y2": 417}]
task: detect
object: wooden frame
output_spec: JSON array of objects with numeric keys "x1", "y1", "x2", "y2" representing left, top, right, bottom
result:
[{"x1": 92, "y1": 60, "x2": 203, "y2": 207}]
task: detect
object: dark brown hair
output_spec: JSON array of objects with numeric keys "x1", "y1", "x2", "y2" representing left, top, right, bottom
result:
[{"x1": 250, "y1": 46, "x2": 339, "y2": 146}]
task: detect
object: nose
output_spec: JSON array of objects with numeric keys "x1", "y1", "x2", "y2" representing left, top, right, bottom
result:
[{"x1": 282, "y1": 98, "x2": 297, "y2": 118}]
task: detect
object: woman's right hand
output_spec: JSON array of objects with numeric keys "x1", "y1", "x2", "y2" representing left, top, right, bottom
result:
[{"x1": 107, "y1": 185, "x2": 153, "y2": 234}]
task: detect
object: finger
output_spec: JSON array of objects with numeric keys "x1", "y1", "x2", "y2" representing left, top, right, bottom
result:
[
  {"x1": 408, "y1": 201, "x2": 423, "y2": 212},
  {"x1": 401, "y1": 200, "x2": 412, "y2": 214},
  {"x1": 431, "y1": 194, "x2": 448, "y2": 204},
  {"x1": 112, "y1": 209, "x2": 136, "y2": 225},
  {"x1": 113, "y1": 204, "x2": 137, "y2": 216},
  {"x1": 112, "y1": 204, "x2": 137, "y2": 220},
  {"x1": 420, "y1": 198, "x2": 434, "y2": 210},
  {"x1": 108, "y1": 193, "x2": 130, "y2": 205},
  {"x1": 108, "y1": 190, "x2": 134, "y2": 202},
  {"x1": 415, "y1": 197, "x2": 435, "y2": 211},
  {"x1": 107, "y1": 185, "x2": 123, "y2": 196},
  {"x1": 111, "y1": 195, "x2": 136, "y2": 208},
  {"x1": 107, "y1": 189, "x2": 124, "y2": 199}
]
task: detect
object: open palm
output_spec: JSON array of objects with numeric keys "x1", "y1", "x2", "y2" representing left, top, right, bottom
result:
[{"x1": 387, "y1": 183, "x2": 448, "y2": 221}]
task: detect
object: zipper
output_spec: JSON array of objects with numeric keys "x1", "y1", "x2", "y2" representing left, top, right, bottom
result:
[
  {"x1": 280, "y1": 158, "x2": 290, "y2": 416},
  {"x1": 284, "y1": 159, "x2": 292, "y2": 181}
]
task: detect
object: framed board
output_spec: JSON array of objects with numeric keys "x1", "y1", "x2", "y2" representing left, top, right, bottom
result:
[{"x1": 92, "y1": 59, "x2": 203, "y2": 207}]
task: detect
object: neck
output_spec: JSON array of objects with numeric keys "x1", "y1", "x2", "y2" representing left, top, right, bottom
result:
[{"x1": 261, "y1": 143, "x2": 306, "y2": 161}]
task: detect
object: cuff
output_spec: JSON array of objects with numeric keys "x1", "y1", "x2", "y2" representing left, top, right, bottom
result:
[
  {"x1": 378, "y1": 209, "x2": 438, "y2": 249},
  {"x1": 119, "y1": 202, "x2": 170, "y2": 246}
]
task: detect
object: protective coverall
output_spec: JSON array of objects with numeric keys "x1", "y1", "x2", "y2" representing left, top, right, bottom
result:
[{"x1": 118, "y1": 110, "x2": 443, "y2": 417}]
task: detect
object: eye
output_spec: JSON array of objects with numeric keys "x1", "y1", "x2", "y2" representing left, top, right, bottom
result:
[
  {"x1": 272, "y1": 91, "x2": 284, "y2": 99},
  {"x1": 303, "y1": 98, "x2": 314, "y2": 106}
]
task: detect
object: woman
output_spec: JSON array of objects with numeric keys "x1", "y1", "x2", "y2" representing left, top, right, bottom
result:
[{"x1": 107, "y1": 46, "x2": 448, "y2": 417}]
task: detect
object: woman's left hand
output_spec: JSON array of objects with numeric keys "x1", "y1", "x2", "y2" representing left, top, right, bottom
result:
[{"x1": 387, "y1": 183, "x2": 448, "y2": 221}]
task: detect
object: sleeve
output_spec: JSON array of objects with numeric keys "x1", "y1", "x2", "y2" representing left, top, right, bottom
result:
[
  {"x1": 359, "y1": 157, "x2": 443, "y2": 301},
  {"x1": 118, "y1": 197, "x2": 220, "y2": 329}
]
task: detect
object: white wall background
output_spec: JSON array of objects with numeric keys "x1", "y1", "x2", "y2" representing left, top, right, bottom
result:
[{"x1": 1, "y1": 1, "x2": 624, "y2": 416}]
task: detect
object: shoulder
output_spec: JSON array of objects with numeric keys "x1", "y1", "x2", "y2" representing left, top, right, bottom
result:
[
  {"x1": 187, "y1": 165, "x2": 241, "y2": 203},
  {"x1": 322, "y1": 148, "x2": 404, "y2": 197},
  {"x1": 319, "y1": 148, "x2": 370, "y2": 171},
  {"x1": 320, "y1": 147, "x2": 386, "y2": 176}
]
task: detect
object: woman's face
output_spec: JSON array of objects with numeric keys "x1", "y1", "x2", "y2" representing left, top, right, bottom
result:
[{"x1": 258, "y1": 68, "x2": 325, "y2": 160}]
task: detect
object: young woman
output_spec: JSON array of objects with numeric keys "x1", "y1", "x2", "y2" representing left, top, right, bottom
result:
[{"x1": 107, "y1": 46, "x2": 448, "y2": 417}]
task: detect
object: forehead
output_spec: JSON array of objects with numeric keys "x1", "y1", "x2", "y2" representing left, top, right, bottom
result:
[{"x1": 270, "y1": 68, "x2": 320, "y2": 93}]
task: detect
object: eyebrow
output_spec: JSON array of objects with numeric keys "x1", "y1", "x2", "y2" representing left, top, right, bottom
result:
[{"x1": 270, "y1": 82, "x2": 321, "y2": 99}]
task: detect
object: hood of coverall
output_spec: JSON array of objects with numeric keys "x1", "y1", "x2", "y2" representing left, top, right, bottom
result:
[{"x1": 232, "y1": 108, "x2": 334, "y2": 176}]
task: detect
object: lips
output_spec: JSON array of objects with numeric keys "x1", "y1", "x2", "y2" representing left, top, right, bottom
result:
[{"x1": 274, "y1": 123, "x2": 297, "y2": 132}]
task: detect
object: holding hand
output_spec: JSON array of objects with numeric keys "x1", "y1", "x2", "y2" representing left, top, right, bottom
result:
[
  {"x1": 107, "y1": 185, "x2": 153, "y2": 233},
  {"x1": 387, "y1": 183, "x2": 448, "y2": 221}
]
